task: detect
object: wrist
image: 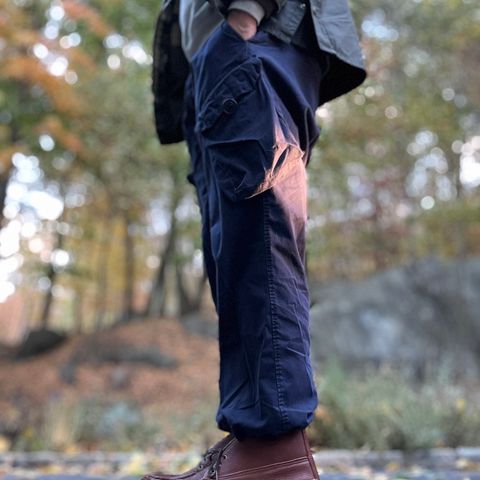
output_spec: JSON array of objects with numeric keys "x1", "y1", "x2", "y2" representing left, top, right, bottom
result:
[{"x1": 227, "y1": 9, "x2": 258, "y2": 40}]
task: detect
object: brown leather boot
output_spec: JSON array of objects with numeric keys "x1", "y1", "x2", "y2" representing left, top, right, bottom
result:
[{"x1": 141, "y1": 429, "x2": 319, "y2": 480}]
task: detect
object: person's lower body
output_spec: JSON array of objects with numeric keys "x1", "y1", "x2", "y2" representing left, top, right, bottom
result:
[{"x1": 142, "y1": 20, "x2": 324, "y2": 480}]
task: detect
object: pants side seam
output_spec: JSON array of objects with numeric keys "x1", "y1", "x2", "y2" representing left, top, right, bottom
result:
[{"x1": 262, "y1": 193, "x2": 289, "y2": 431}]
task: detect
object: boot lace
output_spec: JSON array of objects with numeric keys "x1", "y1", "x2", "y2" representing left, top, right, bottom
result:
[
  {"x1": 195, "y1": 446, "x2": 218, "y2": 471},
  {"x1": 197, "y1": 437, "x2": 234, "y2": 479},
  {"x1": 145, "y1": 439, "x2": 232, "y2": 480},
  {"x1": 206, "y1": 450, "x2": 228, "y2": 479}
]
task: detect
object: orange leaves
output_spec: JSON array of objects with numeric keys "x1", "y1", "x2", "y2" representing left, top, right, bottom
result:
[
  {"x1": 0, "y1": 0, "x2": 27, "y2": 36},
  {"x1": 8, "y1": 29, "x2": 42, "y2": 49},
  {"x1": 0, "y1": 146, "x2": 18, "y2": 174},
  {"x1": 37, "y1": 115, "x2": 84, "y2": 156},
  {"x1": 63, "y1": 0, "x2": 113, "y2": 37},
  {"x1": 1, "y1": 55, "x2": 82, "y2": 115},
  {"x1": 65, "y1": 48, "x2": 97, "y2": 76}
]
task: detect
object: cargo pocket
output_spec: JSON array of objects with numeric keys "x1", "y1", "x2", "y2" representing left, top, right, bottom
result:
[{"x1": 196, "y1": 55, "x2": 305, "y2": 202}]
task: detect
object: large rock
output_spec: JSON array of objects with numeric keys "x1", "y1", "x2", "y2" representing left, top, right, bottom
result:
[
  {"x1": 14, "y1": 329, "x2": 67, "y2": 360},
  {"x1": 309, "y1": 256, "x2": 480, "y2": 378},
  {"x1": 59, "y1": 339, "x2": 177, "y2": 385}
]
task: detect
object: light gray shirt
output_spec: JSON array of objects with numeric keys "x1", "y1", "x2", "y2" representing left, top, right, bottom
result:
[{"x1": 179, "y1": 0, "x2": 265, "y2": 60}]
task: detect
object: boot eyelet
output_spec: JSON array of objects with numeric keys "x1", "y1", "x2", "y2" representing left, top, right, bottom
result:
[{"x1": 207, "y1": 467, "x2": 216, "y2": 478}]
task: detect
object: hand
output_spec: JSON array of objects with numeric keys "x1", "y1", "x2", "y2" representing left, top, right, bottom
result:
[{"x1": 227, "y1": 10, "x2": 258, "y2": 41}]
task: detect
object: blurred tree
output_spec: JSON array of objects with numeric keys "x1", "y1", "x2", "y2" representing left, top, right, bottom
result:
[
  {"x1": 1, "y1": 0, "x2": 479, "y2": 337},
  {"x1": 307, "y1": 0, "x2": 480, "y2": 280},
  {"x1": 0, "y1": 0, "x2": 83, "y2": 227}
]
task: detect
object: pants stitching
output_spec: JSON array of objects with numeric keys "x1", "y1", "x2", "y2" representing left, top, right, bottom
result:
[{"x1": 262, "y1": 193, "x2": 289, "y2": 431}]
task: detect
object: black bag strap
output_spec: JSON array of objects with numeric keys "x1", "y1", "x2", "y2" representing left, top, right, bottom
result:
[{"x1": 152, "y1": 0, "x2": 190, "y2": 144}]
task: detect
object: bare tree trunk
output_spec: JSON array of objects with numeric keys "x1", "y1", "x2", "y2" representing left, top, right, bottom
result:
[
  {"x1": 193, "y1": 272, "x2": 208, "y2": 311},
  {"x1": 93, "y1": 215, "x2": 114, "y2": 331},
  {"x1": 451, "y1": 152, "x2": 463, "y2": 200},
  {"x1": 371, "y1": 187, "x2": 387, "y2": 271},
  {"x1": 72, "y1": 287, "x2": 85, "y2": 334},
  {"x1": 69, "y1": 213, "x2": 94, "y2": 334},
  {"x1": 0, "y1": 168, "x2": 11, "y2": 229},
  {"x1": 175, "y1": 262, "x2": 207, "y2": 316},
  {"x1": 144, "y1": 200, "x2": 179, "y2": 318},
  {"x1": 19, "y1": 288, "x2": 37, "y2": 339},
  {"x1": 175, "y1": 261, "x2": 193, "y2": 316},
  {"x1": 38, "y1": 227, "x2": 64, "y2": 330},
  {"x1": 119, "y1": 212, "x2": 135, "y2": 323},
  {"x1": 445, "y1": 152, "x2": 468, "y2": 257},
  {"x1": 0, "y1": 126, "x2": 19, "y2": 230}
]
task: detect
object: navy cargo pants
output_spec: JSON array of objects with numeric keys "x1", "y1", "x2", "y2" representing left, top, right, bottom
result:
[{"x1": 183, "y1": 20, "x2": 325, "y2": 439}]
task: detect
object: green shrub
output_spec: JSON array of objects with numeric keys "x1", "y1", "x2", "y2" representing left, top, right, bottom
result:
[
  {"x1": 309, "y1": 362, "x2": 480, "y2": 450},
  {"x1": 13, "y1": 394, "x2": 161, "y2": 452}
]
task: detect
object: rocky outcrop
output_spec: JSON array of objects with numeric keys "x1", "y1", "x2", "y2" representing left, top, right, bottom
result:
[
  {"x1": 309, "y1": 256, "x2": 480, "y2": 378},
  {"x1": 59, "y1": 339, "x2": 177, "y2": 385}
]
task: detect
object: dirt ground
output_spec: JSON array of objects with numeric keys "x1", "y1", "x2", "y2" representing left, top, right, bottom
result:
[{"x1": 0, "y1": 317, "x2": 220, "y2": 445}]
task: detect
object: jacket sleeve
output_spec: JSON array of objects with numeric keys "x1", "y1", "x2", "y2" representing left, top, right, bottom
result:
[{"x1": 208, "y1": 0, "x2": 285, "y2": 20}]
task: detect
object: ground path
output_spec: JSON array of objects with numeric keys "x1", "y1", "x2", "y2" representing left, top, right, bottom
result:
[{"x1": 1, "y1": 448, "x2": 480, "y2": 480}]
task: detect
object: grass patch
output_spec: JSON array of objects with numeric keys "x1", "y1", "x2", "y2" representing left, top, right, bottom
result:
[
  {"x1": 11, "y1": 394, "x2": 219, "y2": 453},
  {"x1": 12, "y1": 394, "x2": 160, "y2": 452}
]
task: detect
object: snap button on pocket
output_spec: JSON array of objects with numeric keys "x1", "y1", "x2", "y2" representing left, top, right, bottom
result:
[
  {"x1": 196, "y1": 58, "x2": 261, "y2": 132},
  {"x1": 222, "y1": 98, "x2": 238, "y2": 114}
]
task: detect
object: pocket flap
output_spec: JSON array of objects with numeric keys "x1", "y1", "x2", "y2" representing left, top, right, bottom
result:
[{"x1": 197, "y1": 58, "x2": 262, "y2": 132}]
